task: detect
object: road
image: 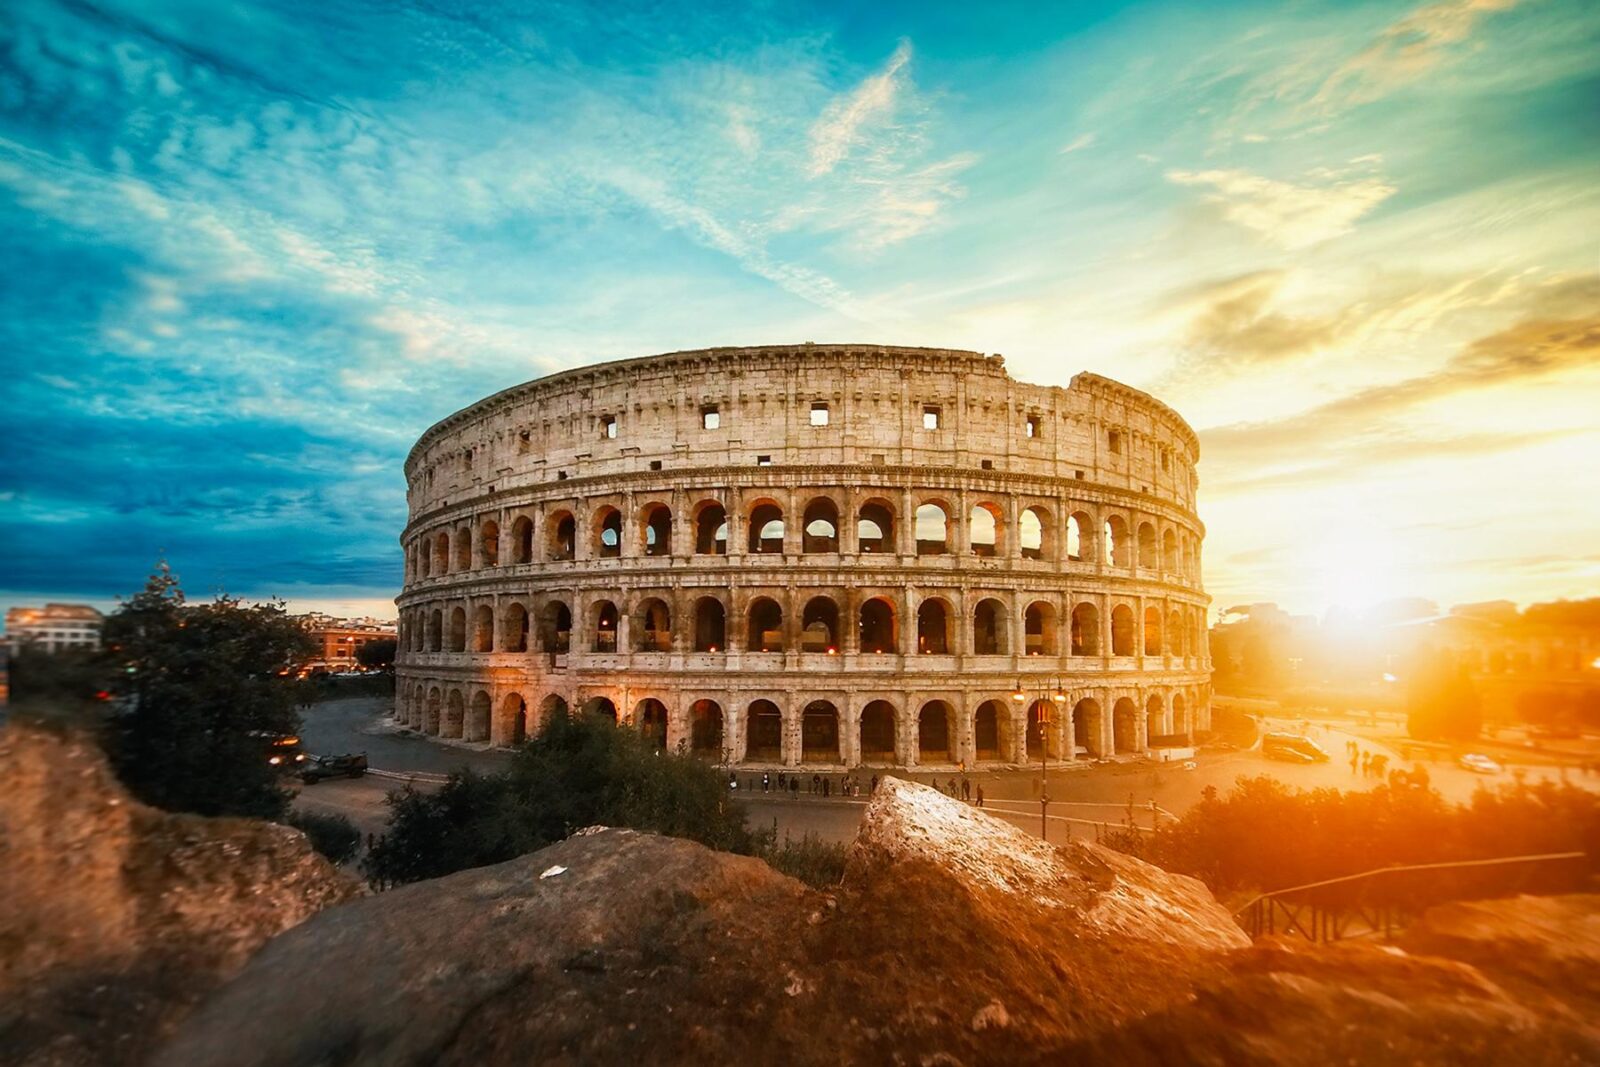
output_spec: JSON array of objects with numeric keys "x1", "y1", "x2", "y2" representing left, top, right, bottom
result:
[{"x1": 293, "y1": 697, "x2": 1598, "y2": 844}]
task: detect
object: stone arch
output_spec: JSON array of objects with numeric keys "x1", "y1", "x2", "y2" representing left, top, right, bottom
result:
[
  {"x1": 693, "y1": 500, "x2": 728, "y2": 555},
  {"x1": 1020, "y1": 505, "x2": 1050, "y2": 560},
  {"x1": 1024, "y1": 600, "x2": 1058, "y2": 656},
  {"x1": 748, "y1": 501, "x2": 784, "y2": 554},
  {"x1": 859, "y1": 596, "x2": 898, "y2": 654},
  {"x1": 454, "y1": 527, "x2": 471, "y2": 572},
  {"x1": 447, "y1": 606, "x2": 466, "y2": 653},
  {"x1": 1073, "y1": 698, "x2": 1104, "y2": 758},
  {"x1": 511, "y1": 515, "x2": 534, "y2": 564},
  {"x1": 857, "y1": 499, "x2": 895, "y2": 554},
  {"x1": 746, "y1": 596, "x2": 784, "y2": 652},
  {"x1": 1172, "y1": 693, "x2": 1188, "y2": 736},
  {"x1": 480, "y1": 519, "x2": 500, "y2": 567},
  {"x1": 800, "y1": 700, "x2": 840, "y2": 764},
  {"x1": 858, "y1": 700, "x2": 898, "y2": 764},
  {"x1": 973, "y1": 700, "x2": 1011, "y2": 763},
  {"x1": 1137, "y1": 521, "x2": 1157, "y2": 570},
  {"x1": 633, "y1": 596, "x2": 672, "y2": 652},
  {"x1": 1144, "y1": 606, "x2": 1163, "y2": 656},
  {"x1": 918, "y1": 700, "x2": 956, "y2": 763},
  {"x1": 433, "y1": 531, "x2": 450, "y2": 574},
  {"x1": 1111, "y1": 604, "x2": 1136, "y2": 656},
  {"x1": 593, "y1": 506, "x2": 623, "y2": 559},
  {"x1": 689, "y1": 699, "x2": 723, "y2": 758},
  {"x1": 580, "y1": 695, "x2": 618, "y2": 723},
  {"x1": 591, "y1": 599, "x2": 619, "y2": 652},
  {"x1": 539, "y1": 600, "x2": 572, "y2": 653},
  {"x1": 801, "y1": 497, "x2": 840, "y2": 553},
  {"x1": 636, "y1": 698, "x2": 669, "y2": 751},
  {"x1": 425, "y1": 686, "x2": 442, "y2": 735},
  {"x1": 915, "y1": 501, "x2": 951, "y2": 555},
  {"x1": 801, "y1": 595, "x2": 840, "y2": 653},
  {"x1": 416, "y1": 540, "x2": 430, "y2": 579},
  {"x1": 547, "y1": 510, "x2": 576, "y2": 561},
  {"x1": 639, "y1": 502, "x2": 672, "y2": 558},
  {"x1": 916, "y1": 596, "x2": 954, "y2": 655},
  {"x1": 427, "y1": 608, "x2": 443, "y2": 652},
  {"x1": 444, "y1": 689, "x2": 465, "y2": 738},
  {"x1": 968, "y1": 501, "x2": 1003, "y2": 557},
  {"x1": 472, "y1": 604, "x2": 494, "y2": 652},
  {"x1": 467, "y1": 690, "x2": 491, "y2": 742},
  {"x1": 1025, "y1": 698, "x2": 1061, "y2": 760},
  {"x1": 538, "y1": 693, "x2": 569, "y2": 731},
  {"x1": 1162, "y1": 527, "x2": 1178, "y2": 573},
  {"x1": 1113, "y1": 696, "x2": 1139, "y2": 753},
  {"x1": 502, "y1": 601, "x2": 529, "y2": 653},
  {"x1": 1104, "y1": 515, "x2": 1130, "y2": 568},
  {"x1": 693, "y1": 596, "x2": 726, "y2": 652},
  {"x1": 1070, "y1": 602, "x2": 1099, "y2": 656},
  {"x1": 1067, "y1": 510, "x2": 1093, "y2": 562},
  {"x1": 745, "y1": 699, "x2": 782, "y2": 761},
  {"x1": 1168, "y1": 609, "x2": 1185, "y2": 657},
  {"x1": 972, "y1": 597, "x2": 1008, "y2": 655},
  {"x1": 501, "y1": 693, "x2": 528, "y2": 746},
  {"x1": 1145, "y1": 692, "x2": 1167, "y2": 741}
]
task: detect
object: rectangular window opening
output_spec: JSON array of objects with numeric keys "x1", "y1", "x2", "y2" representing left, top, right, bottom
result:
[
  {"x1": 922, "y1": 405, "x2": 941, "y2": 430},
  {"x1": 980, "y1": 459, "x2": 994, "y2": 470},
  {"x1": 701, "y1": 405, "x2": 721, "y2": 430},
  {"x1": 556, "y1": 470, "x2": 569, "y2": 481},
  {"x1": 810, "y1": 402, "x2": 830, "y2": 427},
  {"x1": 601, "y1": 415, "x2": 617, "y2": 439},
  {"x1": 1108, "y1": 430, "x2": 1122, "y2": 454},
  {"x1": 1025, "y1": 415, "x2": 1040, "y2": 438},
  {"x1": 756, "y1": 454, "x2": 772, "y2": 466},
  {"x1": 649, "y1": 459, "x2": 663, "y2": 471}
]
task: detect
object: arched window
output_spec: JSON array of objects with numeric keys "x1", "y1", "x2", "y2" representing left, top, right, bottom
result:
[
  {"x1": 454, "y1": 528, "x2": 471, "y2": 572},
  {"x1": 972, "y1": 598, "x2": 1007, "y2": 655},
  {"x1": 444, "y1": 690, "x2": 465, "y2": 738},
  {"x1": 917, "y1": 598, "x2": 951, "y2": 655},
  {"x1": 746, "y1": 597, "x2": 784, "y2": 652},
  {"x1": 915, "y1": 502, "x2": 950, "y2": 555},
  {"x1": 1111, "y1": 605, "x2": 1135, "y2": 656},
  {"x1": 634, "y1": 597, "x2": 672, "y2": 652},
  {"x1": 748, "y1": 503, "x2": 784, "y2": 553},
  {"x1": 1068, "y1": 511, "x2": 1092, "y2": 563},
  {"x1": 801, "y1": 498, "x2": 840, "y2": 553},
  {"x1": 694, "y1": 597, "x2": 726, "y2": 652},
  {"x1": 1144, "y1": 606, "x2": 1163, "y2": 655},
  {"x1": 859, "y1": 701, "x2": 897, "y2": 763},
  {"x1": 1172, "y1": 694, "x2": 1188, "y2": 736},
  {"x1": 511, "y1": 516, "x2": 533, "y2": 564},
  {"x1": 800, "y1": 701, "x2": 839, "y2": 763},
  {"x1": 636, "y1": 698, "x2": 668, "y2": 752},
  {"x1": 859, "y1": 597, "x2": 897, "y2": 654},
  {"x1": 1137, "y1": 522, "x2": 1157, "y2": 570},
  {"x1": 548, "y1": 512, "x2": 575, "y2": 561},
  {"x1": 467, "y1": 691, "x2": 491, "y2": 742},
  {"x1": 540, "y1": 601, "x2": 572, "y2": 653},
  {"x1": 1073, "y1": 698, "x2": 1103, "y2": 758},
  {"x1": 690, "y1": 699, "x2": 723, "y2": 757},
  {"x1": 1162, "y1": 528, "x2": 1178, "y2": 573},
  {"x1": 424, "y1": 687, "x2": 442, "y2": 734},
  {"x1": 448, "y1": 607, "x2": 466, "y2": 652},
  {"x1": 582, "y1": 696, "x2": 618, "y2": 723},
  {"x1": 594, "y1": 507, "x2": 622, "y2": 559},
  {"x1": 973, "y1": 700, "x2": 1008, "y2": 762},
  {"x1": 641, "y1": 504, "x2": 672, "y2": 557},
  {"x1": 502, "y1": 693, "x2": 527, "y2": 746},
  {"x1": 1168, "y1": 610, "x2": 1184, "y2": 657},
  {"x1": 1113, "y1": 697, "x2": 1139, "y2": 753},
  {"x1": 801, "y1": 596, "x2": 839, "y2": 653},
  {"x1": 433, "y1": 532, "x2": 450, "y2": 574},
  {"x1": 1024, "y1": 601, "x2": 1056, "y2": 656},
  {"x1": 694, "y1": 502, "x2": 728, "y2": 555},
  {"x1": 416, "y1": 541, "x2": 430, "y2": 579},
  {"x1": 918, "y1": 701, "x2": 955, "y2": 762},
  {"x1": 969, "y1": 503, "x2": 1002, "y2": 557},
  {"x1": 502, "y1": 602, "x2": 529, "y2": 653},
  {"x1": 427, "y1": 608, "x2": 442, "y2": 652},
  {"x1": 857, "y1": 500, "x2": 895, "y2": 554},
  {"x1": 472, "y1": 605, "x2": 494, "y2": 652},
  {"x1": 1146, "y1": 693, "x2": 1166, "y2": 742},
  {"x1": 592, "y1": 600, "x2": 619, "y2": 652},
  {"x1": 1025, "y1": 699, "x2": 1059, "y2": 759},
  {"x1": 1020, "y1": 507, "x2": 1047, "y2": 560},
  {"x1": 1104, "y1": 515, "x2": 1130, "y2": 568},
  {"x1": 745, "y1": 700, "x2": 782, "y2": 761},
  {"x1": 480, "y1": 520, "x2": 500, "y2": 567}
]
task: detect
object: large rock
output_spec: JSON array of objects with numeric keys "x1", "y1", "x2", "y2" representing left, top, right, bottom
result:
[
  {"x1": 157, "y1": 777, "x2": 1252, "y2": 1066},
  {"x1": 0, "y1": 722, "x2": 361, "y2": 1067}
]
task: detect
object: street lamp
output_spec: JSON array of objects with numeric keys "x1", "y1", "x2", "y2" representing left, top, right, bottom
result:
[{"x1": 1013, "y1": 677, "x2": 1068, "y2": 842}]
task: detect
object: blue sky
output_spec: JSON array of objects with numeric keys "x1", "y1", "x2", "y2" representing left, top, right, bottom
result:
[{"x1": 1, "y1": 0, "x2": 1597, "y2": 623}]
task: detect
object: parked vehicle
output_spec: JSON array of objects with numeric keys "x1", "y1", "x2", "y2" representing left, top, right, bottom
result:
[
  {"x1": 1458, "y1": 752, "x2": 1502, "y2": 774},
  {"x1": 1262, "y1": 731, "x2": 1330, "y2": 763},
  {"x1": 300, "y1": 753, "x2": 369, "y2": 783},
  {"x1": 252, "y1": 731, "x2": 308, "y2": 771}
]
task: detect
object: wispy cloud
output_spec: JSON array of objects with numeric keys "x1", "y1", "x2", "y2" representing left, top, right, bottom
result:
[
  {"x1": 807, "y1": 41, "x2": 912, "y2": 177},
  {"x1": 1166, "y1": 163, "x2": 1397, "y2": 248},
  {"x1": 1060, "y1": 132, "x2": 1096, "y2": 154}
]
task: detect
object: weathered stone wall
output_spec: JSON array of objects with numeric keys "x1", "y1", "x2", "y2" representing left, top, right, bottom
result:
[{"x1": 394, "y1": 344, "x2": 1211, "y2": 768}]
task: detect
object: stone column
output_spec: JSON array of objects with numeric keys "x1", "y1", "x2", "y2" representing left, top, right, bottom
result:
[
  {"x1": 782, "y1": 487, "x2": 801, "y2": 556},
  {"x1": 953, "y1": 488, "x2": 970, "y2": 557},
  {"x1": 899, "y1": 488, "x2": 916, "y2": 557}
]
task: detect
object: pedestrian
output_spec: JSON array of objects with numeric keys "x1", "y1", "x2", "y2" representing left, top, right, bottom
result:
[
  {"x1": 1350, "y1": 750, "x2": 1359, "y2": 775},
  {"x1": 870, "y1": 774, "x2": 879, "y2": 793},
  {"x1": 823, "y1": 777, "x2": 831, "y2": 798},
  {"x1": 762, "y1": 771, "x2": 770, "y2": 793},
  {"x1": 1360, "y1": 751, "x2": 1371, "y2": 777},
  {"x1": 962, "y1": 778, "x2": 971, "y2": 802},
  {"x1": 791, "y1": 777, "x2": 799, "y2": 797},
  {"x1": 975, "y1": 784, "x2": 985, "y2": 809}
]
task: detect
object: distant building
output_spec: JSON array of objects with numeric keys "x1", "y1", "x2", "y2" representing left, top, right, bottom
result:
[
  {"x1": 295, "y1": 614, "x2": 397, "y2": 672},
  {"x1": 4, "y1": 603, "x2": 104, "y2": 653}
]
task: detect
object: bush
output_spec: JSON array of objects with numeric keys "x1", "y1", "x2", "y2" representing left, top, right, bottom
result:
[
  {"x1": 754, "y1": 829, "x2": 849, "y2": 888},
  {"x1": 364, "y1": 710, "x2": 758, "y2": 887},
  {"x1": 287, "y1": 810, "x2": 363, "y2": 865}
]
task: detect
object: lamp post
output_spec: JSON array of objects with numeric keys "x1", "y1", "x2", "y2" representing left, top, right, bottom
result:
[{"x1": 1013, "y1": 677, "x2": 1068, "y2": 843}]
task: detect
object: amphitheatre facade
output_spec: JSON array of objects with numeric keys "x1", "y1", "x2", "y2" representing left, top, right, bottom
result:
[{"x1": 394, "y1": 344, "x2": 1210, "y2": 769}]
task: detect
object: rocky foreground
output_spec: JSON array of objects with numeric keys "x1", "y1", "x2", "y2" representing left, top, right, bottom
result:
[{"x1": 4, "y1": 724, "x2": 1598, "y2": 1066}]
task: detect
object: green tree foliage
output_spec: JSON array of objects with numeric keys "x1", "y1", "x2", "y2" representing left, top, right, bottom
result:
[
  {"x1": 364, "y1": 709, "x2": 758, "y2": 886},
  {"x1": 287, "y1": 810, "x2": 363, "y2": 865},
  {"x1": 355, "y1": 638, "x2": 397, "y2": 670},
  {"x1": 6, "y1": 644, "x2": 113, "y2": 718},
  {"x1": 1406, "y1": 649, "x2": 1483, "y2": 740},
  {"x1": 100, "y1": 564, "x2": 314, "y2": 820}
]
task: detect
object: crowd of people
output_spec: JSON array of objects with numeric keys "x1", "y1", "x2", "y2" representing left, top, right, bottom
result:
[{"x1": 729, "y1": 770, "x2": 985, "y2": 807}]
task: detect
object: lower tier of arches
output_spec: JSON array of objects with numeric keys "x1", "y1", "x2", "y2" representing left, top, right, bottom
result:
[{"x1": 392, "y1": 672, "x2": 1211, "y2": 768}]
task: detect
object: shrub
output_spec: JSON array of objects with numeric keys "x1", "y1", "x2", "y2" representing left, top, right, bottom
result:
[
  {"x1": 287, "y1": 810, "x2": 363, "y2": 865},
  {"x1": 755, "y1": 829, "x2": 849, "y2": 888}
]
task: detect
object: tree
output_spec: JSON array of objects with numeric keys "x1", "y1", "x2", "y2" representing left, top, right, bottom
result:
[
  {"x1": 356, "y1": 637, "x2": 397, "y2": 671},
  {"x1": 100, "y1": 563, "x2": 315, "y2": 820},
  {"x1": 1406, "y1": 648, "x2": 1483, "y2": 741},
  {"x1": 7, "y1": 644, "x2": 114, "y2": 717}
]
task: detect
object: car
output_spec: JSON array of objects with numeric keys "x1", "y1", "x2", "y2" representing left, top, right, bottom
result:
[
  {"x1": 1458, "y1": 753, "x2": 1502, "y2": 774},
  {"x1": 1261, "y1": 731, "x2": 1330, "y2": 763},
  {"x1": 300, "y1": 753, "x2": 368, "y2": 783},
  {"x1": 253, "y1": 731, "x2": 308, "y2": 771}
]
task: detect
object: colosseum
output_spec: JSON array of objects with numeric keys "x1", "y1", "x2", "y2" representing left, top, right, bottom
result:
[{"x1": 394, "y1": 344, "x2": 1211, "y2": 770}]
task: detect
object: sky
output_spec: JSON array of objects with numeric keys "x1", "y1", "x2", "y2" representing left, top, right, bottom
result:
[{"x1": 1, "y1": 0, "x2": 1597, "y2": 626}]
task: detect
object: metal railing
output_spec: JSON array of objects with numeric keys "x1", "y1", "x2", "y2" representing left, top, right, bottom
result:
[{"x1": 1234, "y1": 851, "x2": 1588, "y2": 942}]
